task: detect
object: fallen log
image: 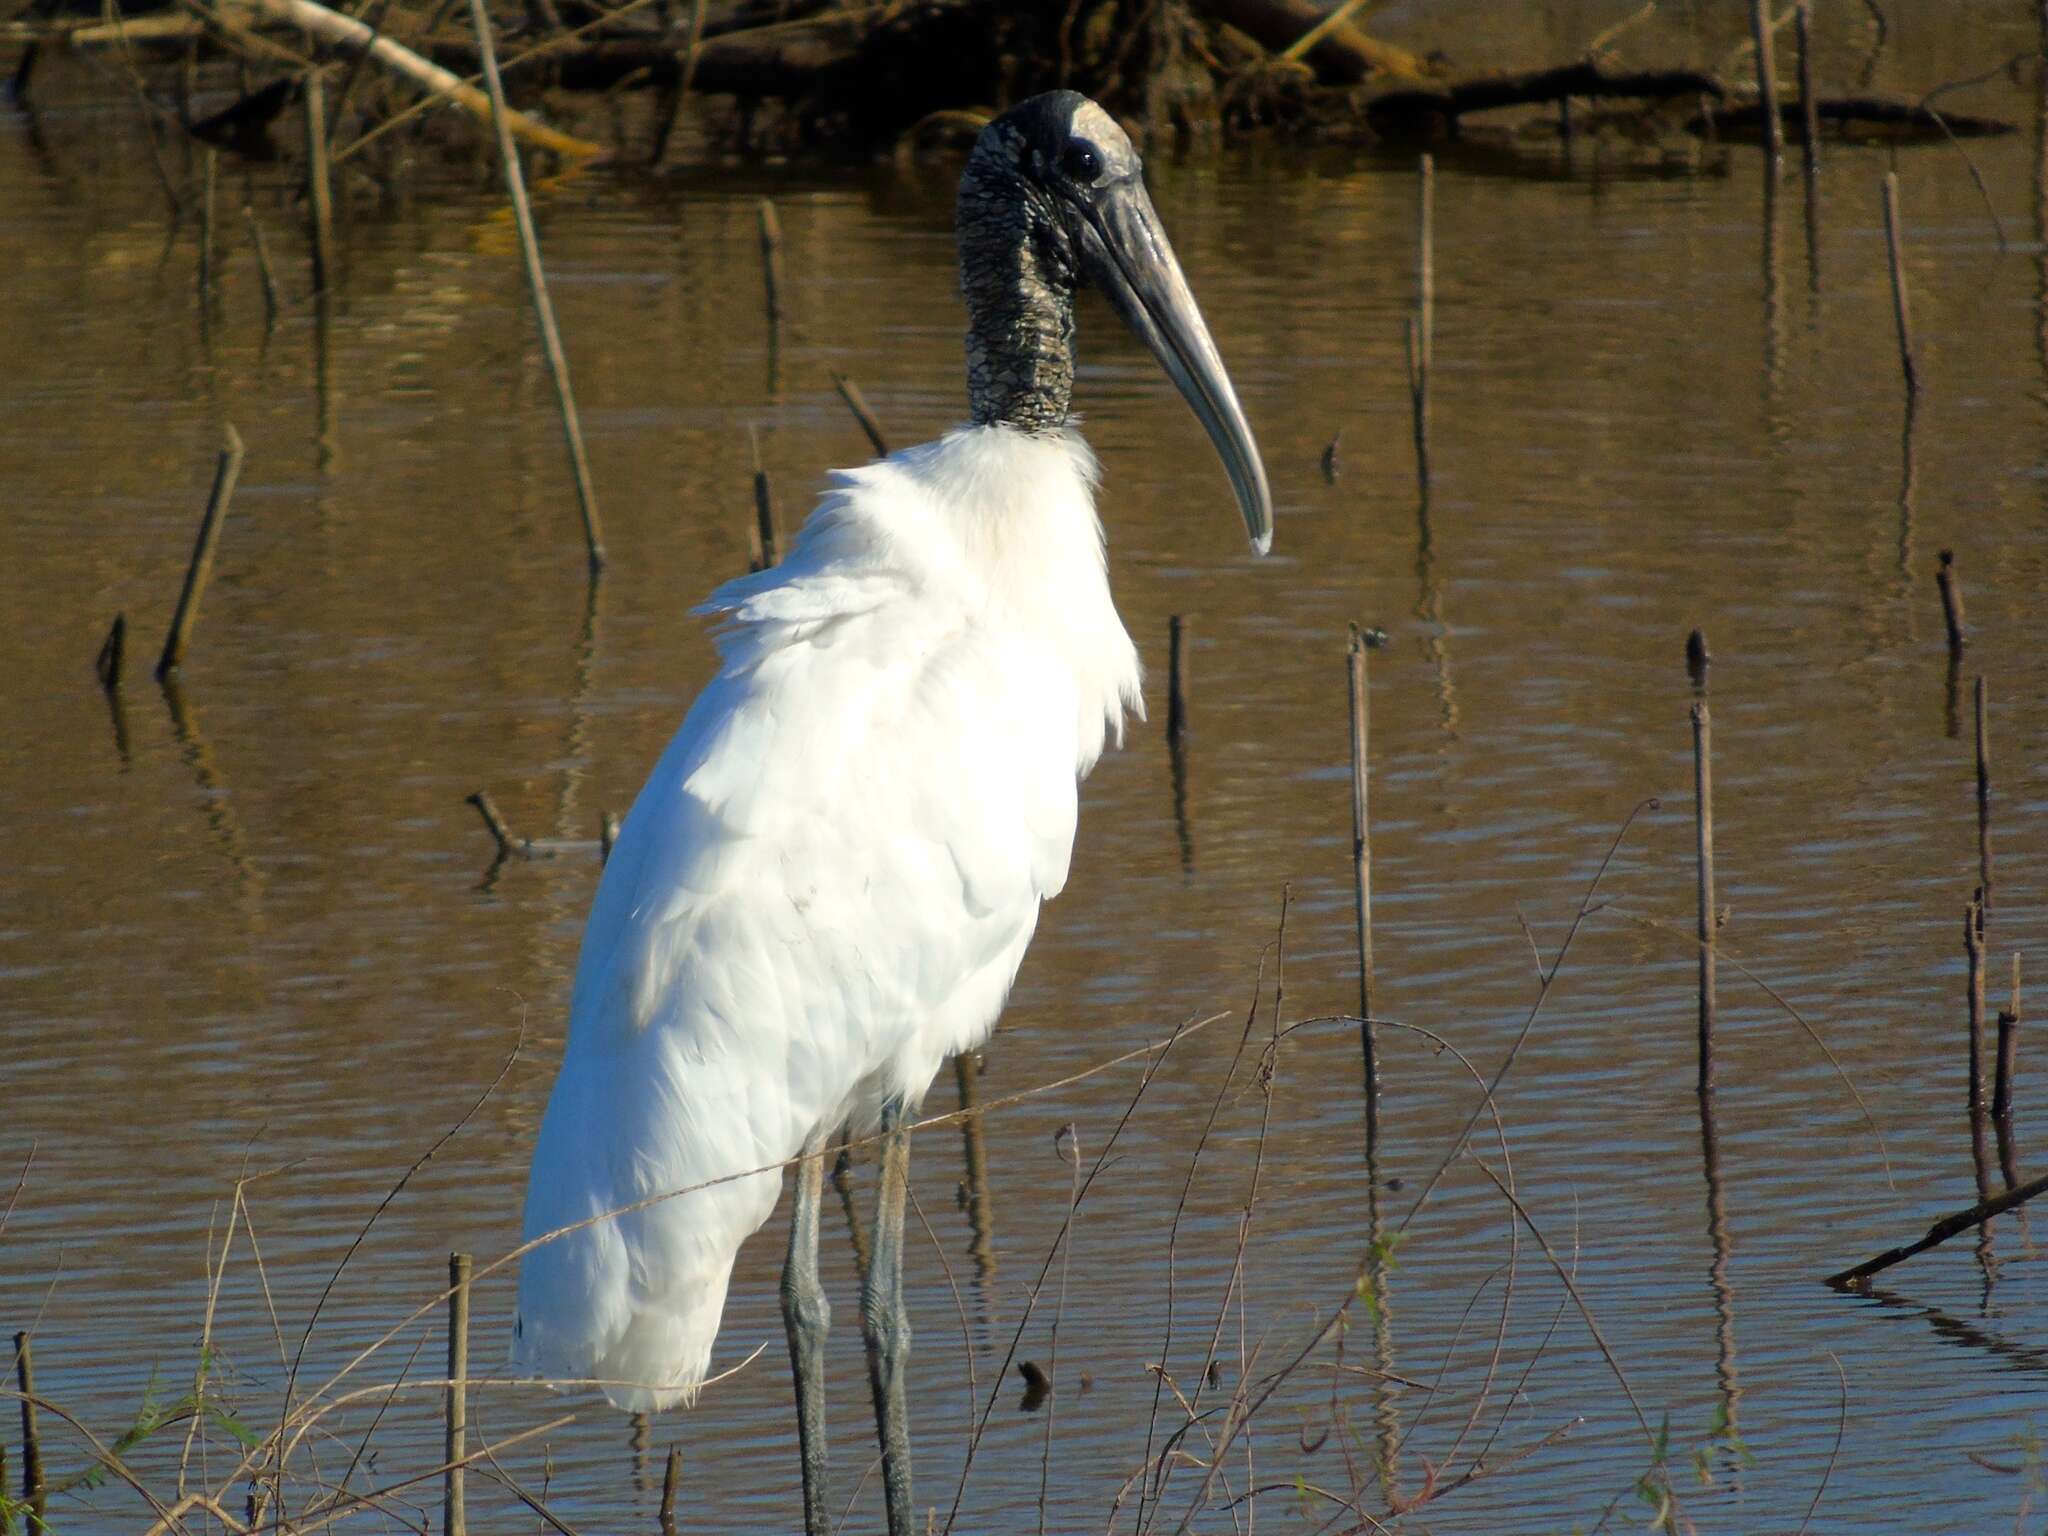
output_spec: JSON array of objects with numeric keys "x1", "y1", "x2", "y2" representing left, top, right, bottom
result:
[
  {"x1": 226, "y1": 0, "x2": 605, "y2": 159},
  {"x1": 1826, "y1": 1168, "x2": 2048, "y2": 1290},
  {"x1": 1366, "y1": 60, "x2": 1723, "y2": 141}
]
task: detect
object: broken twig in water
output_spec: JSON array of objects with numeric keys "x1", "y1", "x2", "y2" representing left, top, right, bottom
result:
[
  {"x1": 14, "y1": 1332, "x2": 45, "y2": 1531},
  {"x1": 832, "y1": 371, "x2": 888, "y2": 458},
  {"x1": 156, "y1": 425, "x2": 246, "y2": 681},
  {"x1": 470, "y1": 0, "x2": 607, "y2": 574},
  {"x1": 1882, "y1": 171, "x2": 1919, "y2": 395},
  {"x1": 1828, "y1": 1167, "x2": 2048, "y2": 1288}
]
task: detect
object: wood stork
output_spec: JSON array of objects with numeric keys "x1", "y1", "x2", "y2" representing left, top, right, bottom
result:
[{"x1": 510, "y1": 90, "x2": 1271, "y2": 1535}]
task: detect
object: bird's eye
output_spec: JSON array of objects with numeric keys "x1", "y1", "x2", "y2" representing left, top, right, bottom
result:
[{"x1": 1058, "y1": 138, "x2": 1104, "y2": 184}]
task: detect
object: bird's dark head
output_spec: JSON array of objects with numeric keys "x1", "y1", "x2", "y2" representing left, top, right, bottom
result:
[{"x1": 957, "y1": 91, "x2": 1272, "y2": 554}]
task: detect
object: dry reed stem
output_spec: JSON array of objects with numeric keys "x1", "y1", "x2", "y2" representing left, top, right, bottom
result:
[
  {"x1": 1693, "y1": 697, "x2": 1717, "y2": 1093},
  {"x1": 1348, "y1": 626, "x2": 1378, "y2": 1142},
  {"x1": 1882, "y1": 171, "x2": 1919, "y2": 394},
  {"x1": 832, "y1": 371, "x2": 889, "y2": 457},
  {"x1": 757, "y1": 198, "x2": 785, "y2": 331},
  {"x1": 156, "y1": 424, "x2": 245, "y2": 681},
  {"x1": 444, "y1": 1252, "x2": 471, "y2": 1536},
  {"x1": 1398, "y1": 797, "x2": 1660, "y2": 1230},
  {"x1": 1131, "y1": 959, "x2": 1270, "y2": 1536},
  {"x1": 303, "y1": 73, "x2": 335, "y2": 292},
  {"x1": 1975, "y1": 677, "x2": 1993, "y2": 908},
  {"x1": 469, "y1": 0, "x2": 607, "y2": 574},
  {"x1": 1749, "y1": 0, "x2": 1784, "y2": 163},
  {"x1": 940, "y1": 1021, "x2": 1192, "y2": 1536},
  {"x1": 1936, "y1": 548, "x2": 1967, "y2": 652},
  {"x1": 1795, "y1": 0, "x2": 1819, "y2": 168},
  {"x1": 1597, "y1": 906, "x2": 1895, "y2": 1185}
]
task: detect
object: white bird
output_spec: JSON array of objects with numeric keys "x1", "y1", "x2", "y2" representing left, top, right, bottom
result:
[{"x1": 510, "y1": 89, "x2": 1271, "y2": 1536}]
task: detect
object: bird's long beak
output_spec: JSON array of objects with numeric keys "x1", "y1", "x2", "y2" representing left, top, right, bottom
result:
[{"x1": 1078, "y1": 180, "x2": 1274, "y2": 556}]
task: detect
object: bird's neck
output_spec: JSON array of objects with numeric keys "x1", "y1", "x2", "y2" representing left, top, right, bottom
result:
[{"x1": 961, "y1": 216, "x2": 1077, "y2": 432}]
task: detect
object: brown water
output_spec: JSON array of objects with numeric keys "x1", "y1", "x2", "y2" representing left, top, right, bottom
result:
[{"x1": 5, "y1": 6, "x2": 2048, "y2": 1531}]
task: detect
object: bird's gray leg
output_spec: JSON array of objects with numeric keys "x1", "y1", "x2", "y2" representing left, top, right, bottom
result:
[
  {"x1": 861, "y1": 1099, "x2": 914, "y2": 1536},
  {"x1": 782, "y1": 1126, "x2": 833, "y2": 1536}
]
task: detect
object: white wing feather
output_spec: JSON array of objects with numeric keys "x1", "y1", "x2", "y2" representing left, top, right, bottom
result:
[{"x1": 512, "y1": 426, "x2": 1139, "y2": 1409}]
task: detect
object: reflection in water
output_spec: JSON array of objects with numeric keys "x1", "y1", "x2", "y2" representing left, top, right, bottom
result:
[
  {"x1": 160, "y1": 674, "x2": 264, "y2": 919},
  {"x1": 1761, "y1": 166, "x2": 1785, "y2": 417},
  {"x1": 314, "y1": 288, "x2": 338, "y2": 475},
  {"x1": 1859, "y1": 1285, "x2": 2048, "y2": 1379},
  {"x1": 1413, "y1": 511, "x2": 1458, "y2": 746},
  {"x1": 954, "y1": 1049, "x2": 996, "y2": 1288},
  {"x1": 1696, "y1": 1087, "x2": 1742, "y2": 1475},
  {"x1": 1363, "y1": 1141, "x2": 1401, "y2": 1499}
]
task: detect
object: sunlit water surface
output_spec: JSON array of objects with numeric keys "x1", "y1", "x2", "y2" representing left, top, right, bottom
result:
[{"x1": 5, "y1": 6, "x2": 2048, "y2": 1532}]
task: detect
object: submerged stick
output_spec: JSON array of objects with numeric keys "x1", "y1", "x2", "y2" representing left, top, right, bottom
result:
[
  {"x1": 445, "y1": 1251, "x2": 471, "y2": 1536},
  {"x1": 466, "y1": 790, "x2": 526, "y2": 858},
  {"x1": 659, "y1": 1445, "x2": 680, "y2": 1535},
  {"x1": 832, "y1": 372, "x2": 889, "y2": 458},
  {"x1": 1749, "y1": 0, "x2": 1784, "y2": 164},
  {"x1": 1936, "y1": 548, "x2": 1967, "y2": 653},
  {"x1": 1882, "y1": 171, "x2": 1919, "y2": 395},
  {"x1": 14, "y1": 1333, "x2": 44, "y2": 1531},
  {"x1": 757, "y1": 198, "x2": 785, "y2": 332},
  {"x1": 303, "y1": 73, "x2": 336, "y2": 293},
  {"x1": 156, "y1": 424, "x2": 246, "y2": 681},
  {"x1": 96, "y1": 613, "x2": 127, "y2": 692},
  {"x1": 1166, "y1": 615, "x2": 1190, "y2": 745},
  {"x1": 1975, "y1": 677, "x2": 1993, "y2": 910},
  {"x1": 1348, "y1": 624, "x2": 1379, "y2": 1143},
  {"x1": 469, "y1": 0, "x2": 607, "y2": 574},
  {"x1": 1827, "y1": 1166, "x2": 2048, "y2": 1288}
]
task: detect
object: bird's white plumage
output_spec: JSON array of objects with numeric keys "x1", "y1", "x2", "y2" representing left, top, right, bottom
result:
[{"x1": 512, "y1": 423, "x2": 1141, "y2": 1410}]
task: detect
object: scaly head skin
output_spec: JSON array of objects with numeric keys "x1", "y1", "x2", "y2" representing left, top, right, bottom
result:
[{"x1": 956, "y1": 92, "x2": 1274, "y2": 554}]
